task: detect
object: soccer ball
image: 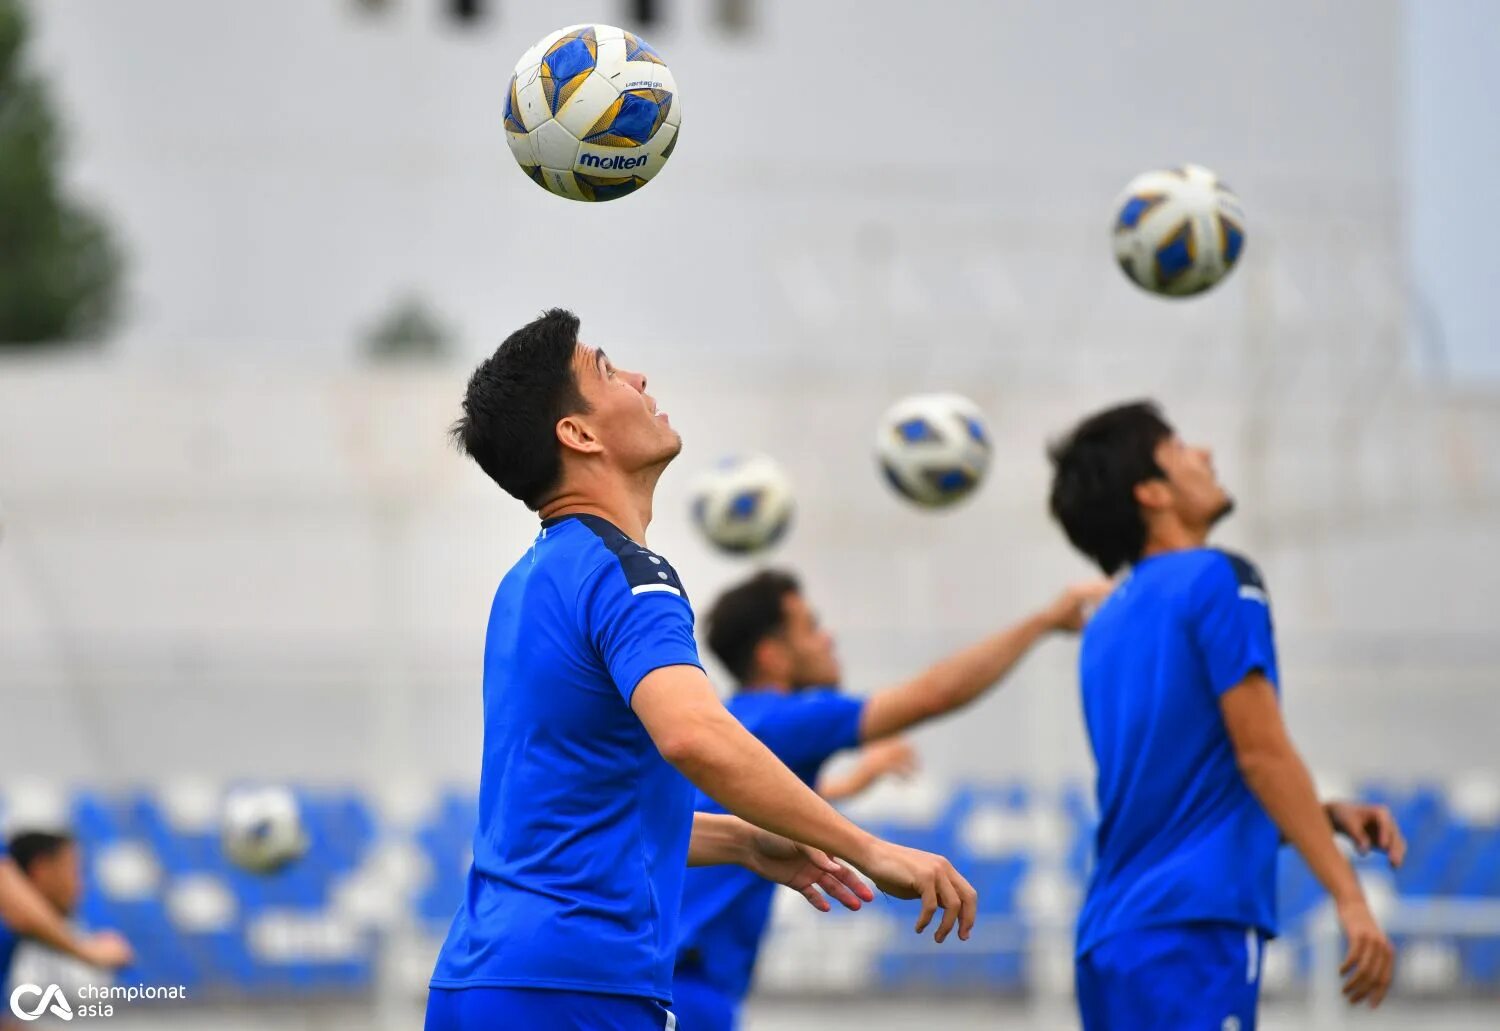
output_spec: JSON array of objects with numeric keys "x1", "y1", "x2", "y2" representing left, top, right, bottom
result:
[
  {"x1": 690, "y1": 455, "x2": 794, "y2": 555},
  {"x1": 222, "y1": 787, "x2": 309, "y2": 874},
  {"x1": 1112, "y1": 164, "x2": 1246, "y2": 297},
  {"x1": 504, "y1": 24, "x2": 681, "y2": 202},
  {"x1": 876, "y1": 394, "x2": 992, "y2": 508}
]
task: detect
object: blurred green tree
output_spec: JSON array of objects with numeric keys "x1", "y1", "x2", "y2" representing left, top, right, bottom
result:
[
  {"x1": 362, "y1": 295, "x2": 454, "y2": 363},
  {"x1": 0, "y1": 0, "x2": 123, "y2": 347}
]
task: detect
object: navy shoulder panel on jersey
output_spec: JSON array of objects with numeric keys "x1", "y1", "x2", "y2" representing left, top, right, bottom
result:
[
  {"x1": 1216, "y1": 550, "x2": 1267, "y2": 592},
  {"x1": 567, "y1": 513, "x2": 689, "y2": 600}
]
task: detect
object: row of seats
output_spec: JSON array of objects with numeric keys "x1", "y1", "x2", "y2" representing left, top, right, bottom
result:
[{"x1": 3, "y1": 781, "x2": 1495, "y2": 996}]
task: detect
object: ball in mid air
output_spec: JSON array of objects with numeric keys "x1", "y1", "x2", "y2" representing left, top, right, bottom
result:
[
  {"x1": 1112, "y1": 164, "x2": 1246, "y2": 297},
  {"x1": 876, "y1": 394, "x2": 992, "y2": 508},
  {"x1": 505, "y1": 24, "x2": 681, "y2": 202},
  {"x1": 690, "y1": 454, "x2": 795, "y2": 555},
  {"x1": 222, "y1": 786, "x2": 309, "y2": 874}
]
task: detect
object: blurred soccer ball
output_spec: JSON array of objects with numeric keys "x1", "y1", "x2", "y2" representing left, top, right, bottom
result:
[
  {"x1": 690, "y1": 455, "x2": 794, "y2": 555},
  {"x1": 222, "y1": 787, "x2": 308, "y2": 874},
  {"x1": 505, "y1": 24, "x2": 681, "y2": 202},
  {"x1": 876, "y1": 394, "x2": 992, "y2": 508},
  {"x1": 1112, "y1": 164, "x2": 1246, "y2": 297}
]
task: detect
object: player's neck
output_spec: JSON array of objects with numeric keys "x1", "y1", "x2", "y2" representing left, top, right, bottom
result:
[
  {"x1": 540, "y1": 466, "x2": 664, "y2": 544},
  {"x1": 741, "y1": 679, "x2": 792, "y2": 694},
  {"x1": 1139, "y1": 518, "x2": 1209, "y2": 559}
]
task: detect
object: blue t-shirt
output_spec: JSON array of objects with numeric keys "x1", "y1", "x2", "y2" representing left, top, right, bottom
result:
[
  {"x1": 430, "y1": 514, "x2": 704, "y2": 1002},
  {"x1": 1076, "y1": 548, "x2": 1281, "y2": 958},
  {"x1": 675, "y1": 688, "x2": 865, "y2": 999}
]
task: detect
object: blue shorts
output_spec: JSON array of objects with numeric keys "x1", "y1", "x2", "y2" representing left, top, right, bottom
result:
[
  {"x1": 1076, "y1": 921, "x2": 1264, "y2": 1031},
  {"x1": 670, "y1": 968, "x2": 739, "y2": 1031},
  {"x1": 425, "y1": 986, "x2": 677, "y2": 1031}
]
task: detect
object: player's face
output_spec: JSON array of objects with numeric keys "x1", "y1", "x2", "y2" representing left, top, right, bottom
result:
[
  {"x1": 31, "y1": 843, "x2": 83, "y2": 916},
  {"x1": 572, "y1": 343, "x2": 682, "y2": 471},
  {"x1": 1154, "y1": 435, "x2": 1234, "y2": 530},
  {"x1": 781, "y1": 592, "x2": 842, "y2": 688}
]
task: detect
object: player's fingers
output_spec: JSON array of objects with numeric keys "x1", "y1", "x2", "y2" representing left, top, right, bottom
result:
[
  {"x1": 933, "y1": 876, "x2": 960, "y2": 944},
  {"x1": 949, "y1": 868, "x2": 978, "y2": 941},
  {"x1": 804, "y1": 848, "x2": 841, "y2": 875},
  {"x1": 799, "y1": 884, "x2": 831, "y2": 913},
  {"x1": 1344, "y1": 819, "x2": 1372, "y2": 854},
  {"x1": 1368, "y1": 944, "x2": 1393, "y2": 1008},
  {"x1": 831, "y1": 862, "x2": 875, "y2": 904},
  {"x1": 1339, "y1": 938, "x2": 1361, "y2": 978},
  {"x1": 914, "y1": 876, "x2": 938, "y2": 935},
  {"x1": 818, "y1": 871, "x2": 865, "y2": 912},
  {"x1": 1343, "y1": 937, "x2": 1378, "y2": 1004},
  {"x1": 1386, "y1": 822, "x2": 1407, "y2": 869}
]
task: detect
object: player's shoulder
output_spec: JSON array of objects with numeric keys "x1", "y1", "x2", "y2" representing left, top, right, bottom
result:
[
  {"x1": 551, "y1": 513, "x2": 689, "y2": 601},
  {"x1": 1188, "y1": 548, "x2": 1270, "y2": 605}
]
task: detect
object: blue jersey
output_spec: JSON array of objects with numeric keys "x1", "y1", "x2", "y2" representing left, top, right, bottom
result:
[
  {"x1": 0, "y1": 847, "x2": 16, "y2": 992},
  {"x1": 675, "y1": 688, "x2": 865, "y2": 1000},
  {"x1": 1076, "y1": 548, "x2": 1281, "y2": 957},
  {"x1": 430, "y1": 513, "x2": 704, "y2": 1002}
]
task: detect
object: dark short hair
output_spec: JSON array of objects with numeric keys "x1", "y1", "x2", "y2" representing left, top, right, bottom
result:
[
  {"x1": 450, "y1": 308, "x2": 591, "y2": 510},
  {"x1": 8, "y1": 831, "x2": 74, "y2": 875},
  {"x1": 705, "y1": 570, "x2": 802, "y2": 685},
  {"x1": 1047, "y1": 401, "x2": 1174, "y2": 574}
]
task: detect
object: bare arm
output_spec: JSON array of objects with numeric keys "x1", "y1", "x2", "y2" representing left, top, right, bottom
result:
[
  {"x1": 1221, "y1": 674, "x2": 1394, "y2": 1007},
  {"x1": 818, "y1": 738, "x2": 917, "y2": 803},
  {"x1": 859, "y1": 582, "x2": 1110, "y2": 742},
  {"x1": 0, "y1": 857, "x2": 132, "y2": 969},
  {"x1": 687, "y1": 812, "x2": 873, "y2": 913},
  {"x1": 634, "y1": 665, "x2": 977, "y2": 941}
]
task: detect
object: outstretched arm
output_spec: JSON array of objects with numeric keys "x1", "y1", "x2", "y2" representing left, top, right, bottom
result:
[
  {"x1": 858, "y1": 581, "x2": 1111, "y2": 742},
  {"x1": 0, "y1": 857, "x2": 133, "y2": 969},
  {"x1": 1221, "y1": 675, "x2": 1395, "y2": 1008},
  {"x1": 634, "y1": 665, "x2": 978, "y2": 942}
]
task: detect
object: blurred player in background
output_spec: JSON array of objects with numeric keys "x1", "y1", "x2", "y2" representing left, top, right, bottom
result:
[
  {"x1": 427, "y1": 310, "x2": 977, "y2": 1031},
  {"x1": 1048, "y1": 401, "x2": 1406, "y2": 1030},
  {"x1": 672, "y1": 569, "x2": 1110, "y2": 1031},
  {"x1": 0, "y1": 832, "x2": 132, "y2": 1002}
]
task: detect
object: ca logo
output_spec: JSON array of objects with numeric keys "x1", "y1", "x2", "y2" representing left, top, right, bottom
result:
[{"x1": 9, "y1": 983, "x2": 73, "y2": 1021}]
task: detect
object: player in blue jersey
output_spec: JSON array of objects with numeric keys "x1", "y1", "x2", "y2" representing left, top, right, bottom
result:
[
  {"x1": 1047, "y1": 401, "x2": 1407, "y2": 1029},
  {"x1": 672, "y1": 569, "x2": 1111, "y2": 1030},
  {"x1": 0, "y1": 833, "x2": 131, "y2": 995},
  {"x1": 426, "y1": 309, "x2": 977, "y2": 1031}
]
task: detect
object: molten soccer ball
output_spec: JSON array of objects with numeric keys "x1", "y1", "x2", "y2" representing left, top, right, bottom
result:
[
  {"x1": 690, "y1": 455, "x2": 794, "y2": 555},
  {"x1": 222, "y1": 787, "x2": 309, "y2": 874},
  {"x1": 504, "y1": 24, "x2": 681, "y2": 202},
  {"x1": 1112, "y1": 164, "x2": 1246, "y2": 297},
  {"x1": 876, "y1": 394, "x2": 992, "y2": 508}
]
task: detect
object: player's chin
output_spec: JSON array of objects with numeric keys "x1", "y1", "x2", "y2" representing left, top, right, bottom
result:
[{"x1": 1209, "y1": 493, "x2": 1236, "y2": 526}]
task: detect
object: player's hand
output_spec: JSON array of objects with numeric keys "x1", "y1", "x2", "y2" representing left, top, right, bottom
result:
[
  {"x1": 76, "y1": 930, "x2": 134, "y2": 969},
  {"x1": 1326, "y1": 800, "x2": 1407, "y2": 868},
  {"x1": 1042, "y1": 579, "x2": 1115, "y2": 634},
  {"x1": 856, "y1": 840, "x2": 977, "y2": 943},
  {"x1": 1335, "y1": 897, "x2": 1395, "y2": 1008},
  {"x1": 857, "y1": 737, "x2": 918, "y2": 782},
  {"x1": 744, "y1": 831, "x2": 874, "y2": 914}
]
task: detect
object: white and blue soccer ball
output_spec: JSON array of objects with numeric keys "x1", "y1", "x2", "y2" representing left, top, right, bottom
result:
[
  {"x1": 222, "y1": 787, "x2": 308, "y2": 874},
  {"x1": 690, "y1": 455, "x2": 794, "y2": 555},
  {"x1": 504, "y1": 24, "x2": 681, "y2": 202},
  {"x1": 1112, "y1": 164, "x2": 1246, "y2": 297},
  {"x1": 876, "y1": 394, "x2": 992, "y2": 508}
]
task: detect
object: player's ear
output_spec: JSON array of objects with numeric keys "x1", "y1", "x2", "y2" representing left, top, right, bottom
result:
[
  {"x1": 1133, "y1": 477, "x2": 1172, "y2": 511},
  {"x1": 556, "y1": 413, "x2": 603, "y2": 455},
  {"x1": 752, "y1": 637, "x2": 786, "y2": 680}
]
